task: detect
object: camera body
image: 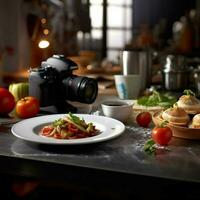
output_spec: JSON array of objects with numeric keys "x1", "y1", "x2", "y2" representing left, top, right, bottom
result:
[{"x1": 29, "y1": 55, "x2": 98, "y2": 113}]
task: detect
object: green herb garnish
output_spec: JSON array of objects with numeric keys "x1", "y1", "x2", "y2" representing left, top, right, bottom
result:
[
  {"x1": 137, "y1": 90, "x2": 176, "y2": 108},
  {"x1": 183, "y1": 89, "x2": 195, "y2": 96},
  {"x1": 53, "y1": 118, "x2": 66, "y2": 127},
  {"x1": 68, "y1": 112, "x2": 82, "y2": 124},
  {"x1": 144, "y1": 139, "x2": 156, "y2": 155}
]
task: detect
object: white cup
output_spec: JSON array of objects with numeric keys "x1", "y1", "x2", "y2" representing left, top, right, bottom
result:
[
  {"x1": 114, "y1": 74, "x2": 141, "y2": 99},
  {"x1": 101, "y1": 100, "x2": 133, "y2": 122}
]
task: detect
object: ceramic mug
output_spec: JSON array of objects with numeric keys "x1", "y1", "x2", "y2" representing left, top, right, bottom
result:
[{"x1": 114, "y1": 74, "x2": 141, "y2": 99}]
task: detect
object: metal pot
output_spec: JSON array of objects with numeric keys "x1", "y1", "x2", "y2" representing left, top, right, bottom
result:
[
  {"x1": 162, "y1": 54, "x2": 190, "y2": 91},
  {"x1": 163, "y1": 70, "x2": 190, "y2": 91},
  {"x1": 120, "y1": 49, "x2": 152, "y2": 90}
]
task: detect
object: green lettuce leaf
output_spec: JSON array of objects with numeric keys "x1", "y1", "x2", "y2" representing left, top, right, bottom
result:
[{"x1": 137, "y1": 91, "x2": 177, "y2": 108}]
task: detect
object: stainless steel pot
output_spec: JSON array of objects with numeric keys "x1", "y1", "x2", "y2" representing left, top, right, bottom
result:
[
  {"x1": 162, "y1": 55, "x2": 190, "y2": 91},
  {"x1": 120, "y1": 50, "x2": 152, "y2": 90},
  {"x1": 163, "y1": 70, "x2": 190, "y2": 91}
]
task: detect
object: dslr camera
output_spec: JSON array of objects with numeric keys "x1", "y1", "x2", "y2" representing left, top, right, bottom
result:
[{"x1": 29, "y1": 55, "x2": 98, "y2": 113}]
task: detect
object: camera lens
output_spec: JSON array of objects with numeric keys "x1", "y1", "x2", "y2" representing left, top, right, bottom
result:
[{"x1": 63, "y1": 76, "x2": 98, "y2": 104}]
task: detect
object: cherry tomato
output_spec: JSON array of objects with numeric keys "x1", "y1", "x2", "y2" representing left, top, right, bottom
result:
[
  {"x1": 68, "y1": 123, "x2": 78, "y2": 133},
  {"x1": 16, "y1": 96, "x2": 40, "y2": 119},
  {"x1": 41, "y1": 126, "x2": 54, "y2": 136},
  {"x1": 0, "y1": 87, "x2": 15, "y2": 115},
  {"x1": 136, "y1": 112, "x2": 152, "y2": 127},
  {"x1": 151, "y1": 126, "x2": 172, "y2": 145}
]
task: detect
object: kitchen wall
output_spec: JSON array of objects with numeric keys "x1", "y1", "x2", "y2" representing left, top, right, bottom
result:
[
  {"x1": 133, "y1": 0, "x2": 196, "y2": 31},
  {"x1": 131, "y1": 0, "x2": 196, "y2": 51},
  {"x1": 0, "y1": 0, "x2": 30, "y2": 73},
  {"x1": 0, "y1": 0, "x2": 198, "y2": 76}
]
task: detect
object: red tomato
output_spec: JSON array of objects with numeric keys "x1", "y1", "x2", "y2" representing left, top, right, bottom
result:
[
  {"x1": 16, "y1": 96, "x2": 40, "y2": 119},
  {"x1": 136, "y1": 112, "x2": 152, "y2": 127},
  {"x1": 151, "y1": 126, "x2": 172, "y2": 145},
  {"x1": 68, "y1": 123, "x2": 78, "y2": 133},
  {"x1": 0, "y1": 87, "x2": 15, "y2": 115},
  {"x1": 41, "y1": 126, "x2": 54, "y2": 136}
]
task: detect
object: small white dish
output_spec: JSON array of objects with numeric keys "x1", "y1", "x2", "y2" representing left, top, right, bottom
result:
[{"x1": 101, "y1": 100, "x2": 133, "y2": 122}]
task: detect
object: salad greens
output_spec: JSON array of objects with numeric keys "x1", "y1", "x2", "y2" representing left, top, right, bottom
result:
[{"x1": 137, "y1": 90, "x2": 177, "y2": 108}]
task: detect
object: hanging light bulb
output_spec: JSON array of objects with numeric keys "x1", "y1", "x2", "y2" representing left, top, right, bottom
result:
[
  {"x1": 41, "y1": 18, "x2": 47, "y2": 24},
  {"x1": 38, "y1": 27, "x2": 50, "y2": 49},
  {"x1": 38, "y1": 39, "x2": 50, "y2": 48},
  {"x1": 43, "y1": 28, "x2": 49, "y2": 35}
]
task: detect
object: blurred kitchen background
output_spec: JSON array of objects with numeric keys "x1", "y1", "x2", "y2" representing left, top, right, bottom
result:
[{"x1": 0, "y1": 0, "x2": 200, "y2": 94}]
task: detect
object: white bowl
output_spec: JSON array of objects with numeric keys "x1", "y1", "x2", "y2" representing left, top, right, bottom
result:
[{"x1": 101, "y1": 100, "x2": 133, "y2": 122}]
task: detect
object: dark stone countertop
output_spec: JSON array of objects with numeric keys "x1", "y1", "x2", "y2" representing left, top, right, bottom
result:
[{"x1": 1, "y1": 95, "x2": 200, "y2": 198}]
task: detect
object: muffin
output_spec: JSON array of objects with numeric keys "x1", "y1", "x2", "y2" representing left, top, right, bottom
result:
[
  {"x1": 190, "y1": 114, "x2": 200, "y2": 128},
  {"x1": 176, "y1": 90, "x2": 200, "y2": 115},
  {"x1": 162, "y1": 106, "x2": 190, "y2": 126}
]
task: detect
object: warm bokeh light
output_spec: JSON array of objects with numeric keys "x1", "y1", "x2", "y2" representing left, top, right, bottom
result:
[
  {"x1": 38, "y1": 40, "x2": 50, "y2": 48},
  {"x1": 41, "y1": 18, "x2": 47, "y2": 24},
  {"x1": 43, "y1": 29, "x2": 49, "y2": 35}
]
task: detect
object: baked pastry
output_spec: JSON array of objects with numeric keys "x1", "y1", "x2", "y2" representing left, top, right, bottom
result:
[
  {"x1": 190, "y1": 114, "x2": 200, "y2": 128},
  {"x1": 162, "y1": 106, "x2": 190, "y2": 126},
  {"x1": 176, "y1": 90, "x2": 200, "y2": 115}
]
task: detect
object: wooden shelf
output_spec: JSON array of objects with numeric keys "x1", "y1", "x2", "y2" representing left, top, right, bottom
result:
[{"x1": 0, "y1": 70, "x2": 29, "y2": 85}]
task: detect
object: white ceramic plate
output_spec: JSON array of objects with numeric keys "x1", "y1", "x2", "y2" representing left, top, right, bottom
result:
[{"x1": 11, "y1": 114, "x2": 125, "y2": 145}]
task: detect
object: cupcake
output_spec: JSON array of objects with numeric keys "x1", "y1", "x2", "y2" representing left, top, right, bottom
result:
[
  {"x1": 176, "y1": 90, "x2": 200, "y2": 115},
  {"x1": 190, "y1": 114, "x2": 200, "y2": 128},
  {"x1": 162, "y1": 106, "x2": 190, "y2": 126}
]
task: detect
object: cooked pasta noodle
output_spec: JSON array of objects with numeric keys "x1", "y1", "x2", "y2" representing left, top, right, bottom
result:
[{"x1": 40, "y1": 113, "x2": 100, "y2": 139}]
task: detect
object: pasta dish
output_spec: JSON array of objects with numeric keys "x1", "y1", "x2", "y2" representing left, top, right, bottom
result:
[{"x1": 40, "y1": 113, "x2": 100, "y2": 139}]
